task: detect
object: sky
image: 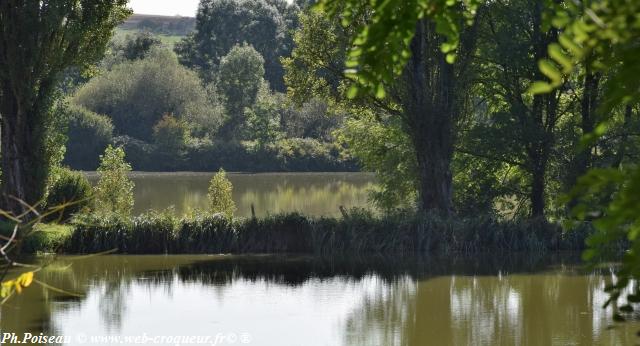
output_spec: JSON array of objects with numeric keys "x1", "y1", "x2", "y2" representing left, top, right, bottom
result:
[
  {"x1": 129, "y1": 0, "x2": 200, "y2": 17},
  {"x1": 129, "y1": 0, "x2": 293, "y2": 17}
]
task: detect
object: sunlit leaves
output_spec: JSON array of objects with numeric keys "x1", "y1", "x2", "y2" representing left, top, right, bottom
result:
[
  {"x1": 532, "y1": 0, "x2": 640, "y2": 108},
  {"x1": 316, "y1": 0, "x2": 480, "y2": 99},
  {"x1": 208, "y1": 169, "x2": 236, "y2": 219},
  {"x1": 1, "y1": 272, "x2": 34, "y2": 300},
  {"x1": 94, "y1": 145, "x2": 135, "y2": 217}
]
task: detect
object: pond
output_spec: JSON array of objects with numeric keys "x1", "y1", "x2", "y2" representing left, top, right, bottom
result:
[
  {"x1": 85, "y1": 172, "x2": 376, "y2": 217},
  {"x1": 3, "y1": 254, "x2": 639, "y2": 345}
]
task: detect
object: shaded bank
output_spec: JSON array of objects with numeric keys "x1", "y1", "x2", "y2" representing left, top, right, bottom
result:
[{"x1": 60, "y1": 212, "x2": 593, "y2": 255}]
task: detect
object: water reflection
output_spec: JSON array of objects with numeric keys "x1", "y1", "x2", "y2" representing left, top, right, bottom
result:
[
  {"x1": 85, "y1": 172, "x2": 376, "y2": 217},
  {"x1": 1, "y1": 254, "x2": 638, "y2": 345}
]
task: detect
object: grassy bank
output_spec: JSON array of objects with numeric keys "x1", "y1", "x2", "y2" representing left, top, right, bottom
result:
[
  {"x1": 0, "y1": 221, "x2": 74, "y2": 255},
  {"x1": 53, "y1": 210, "x2": 593, "y2": 255}
]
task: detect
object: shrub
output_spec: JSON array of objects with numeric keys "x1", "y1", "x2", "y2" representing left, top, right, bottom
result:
[
  {"x1": 46, "y1": 168, "x2": 92, "y2": 223},
  {"x1": 94, "y1": 145, "x2": 135, "y2": 217},
  {"x1": 207, "y1": 169, "x2": 236, "y2": 219},
  {"x1": 63, "y1": 104, "x2": 114, "y2": 170},
  {"x1": 74, "y1": 47, "x2": 224, "y2": 141},
  {"x1": 153, "y1": 113, "x2": 190, "y2": 153}
]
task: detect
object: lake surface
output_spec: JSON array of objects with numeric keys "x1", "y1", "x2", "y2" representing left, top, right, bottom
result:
[
  {"x1": 86, "y1": 172, "x2": 376, "y2": 217},
  {"x1": 3, "y1": 254, "x2": 639, "y2": 345}
]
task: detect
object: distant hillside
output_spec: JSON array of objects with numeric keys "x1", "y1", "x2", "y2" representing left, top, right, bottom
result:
[{"x1": 119, "y1": 14, "x2": 196, "y2": 37}]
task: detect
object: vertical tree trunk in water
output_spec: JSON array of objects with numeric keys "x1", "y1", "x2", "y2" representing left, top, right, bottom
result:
[{"x1": 402, "y1": 20, "x2": 456, "y2": 215}]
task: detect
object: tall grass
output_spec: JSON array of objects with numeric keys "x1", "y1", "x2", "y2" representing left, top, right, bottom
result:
[{"x1": 60, "y1": 209, "x2": 594, "y2": 255}]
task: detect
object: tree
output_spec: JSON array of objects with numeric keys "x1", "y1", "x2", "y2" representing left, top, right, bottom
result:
[
  {"x1": 286, "y1": 7, "x2": 480, "y2": 215},
  {"x1": 217, "y1": 44, "x2": 266, "y2": 138},
  {"x1": 119, "y1": 31, "x2": 162, "y2": 61},
  {"x1": 476, "y1": 0, "x2": 570, "y2": 217},
  {"x1": 74, "y1": 48, "x2": 224, "y2": 141},
  {"x1": 245, "y1": 91, "x2": 284, "y2": 147},
  {"x1": 208, "y1": 169, "x2": 236, "y2": 219},
  {"x1": 175, "y1": 0, "x2": 298, "y2": 91},
  {"x1": 94, "y1": 145, "x2": 134, "y2": 217},
  {"x1": 0, "y1": 0, "x2": 130, "y2": 215}
]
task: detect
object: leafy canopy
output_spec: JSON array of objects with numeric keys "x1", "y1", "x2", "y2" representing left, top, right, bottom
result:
[{"x1": 315, "y1": 0, "x2": 480, "y2": 99}]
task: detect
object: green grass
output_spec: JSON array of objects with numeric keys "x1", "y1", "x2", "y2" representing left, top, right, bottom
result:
[
  {"x1": 2, "y1": 209, "x2": 598, "y2": 255},
  {"x1": 23, "y1": 224, "x2": 74, "y2": 254},
  {"x1": 114, "y1": 28, "x2": 184, "y2": 48},
  {"x1": 0, "y1": 220, "x2": 74, "y2": 254}
]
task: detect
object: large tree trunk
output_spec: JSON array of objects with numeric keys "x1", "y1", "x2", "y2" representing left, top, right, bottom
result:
[
  {"x1": 401, "y1": 20, "x2": 456, "y2": 215},
  {"x1": 524, "y1": 2, "x2": 558, "y2": 218},
  {"x1": 530, "y1": 158, "x2": 547, "y2": 217},
  {"x1": 0, "y1": 84, "x2": 49, "y2": 217},
  {"x1": 568, "y1": 66, "x2": 599, "y2": 186}
]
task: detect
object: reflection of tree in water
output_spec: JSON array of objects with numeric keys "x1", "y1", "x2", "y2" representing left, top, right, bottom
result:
[
  {"x1": 98, "y1": 281, "x2": 128, "y2": 331},
  {"x1": 341, "y1": 263, "x2": 638, "y2": 346},
  {"x1": 5, "y1": 253, "x2": 638, "y2": 345},
  {"x1": 125, "y1": 173, "x2": 376, "y2": 217}
]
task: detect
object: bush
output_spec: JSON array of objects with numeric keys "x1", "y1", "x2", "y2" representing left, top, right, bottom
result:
[
  {"x1": 46, "y1": 168, "x2": 93, "y2": 223},
  {"x1": 94, "y1": 145, "x2": 135, "y2": 217},
  {"x1": 74, "y1": 47, "x2": 224, "y2": 141},
  {"x1": 63, "y1": 104, "x2": 114, "y2": 170},
  {"x1": 153, "y1": 113, "x2": 190, "y2": 153},
  {"x1": 208, "y1": 169, "x2": 236, "y2": 219}
]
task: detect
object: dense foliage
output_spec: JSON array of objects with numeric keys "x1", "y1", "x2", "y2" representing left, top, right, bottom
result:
[
  {"x1": 217, "y1": 44, "x2": 266, "y2": 138},
  {"x1": 74, "y1": 48, "x2": 224, "y2": 141},
  {"x1": 174, "y1": 0, "x2": 300, "y2": 90},
  {"x1": 63, "y1": 104, "x2": 114, "y2": 170}
]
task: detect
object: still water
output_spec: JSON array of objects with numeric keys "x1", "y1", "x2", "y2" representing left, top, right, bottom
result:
[
  {"x1": 86, "y1": 172, "x2": 375, "y2": 217},
  {"x1": 3, "y1": 254, "x2": 639, "y2": 345}
]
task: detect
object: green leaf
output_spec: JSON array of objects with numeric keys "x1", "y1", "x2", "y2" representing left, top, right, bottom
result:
[
  {"x1": 527, "y1": 81, "x2": 554, "y2": 95},
  {"x1": 446, "y1": 53, "x2": 457, "y2": 64},
  {"x1": 347, "y1": 85, "x2": 359, "y2": 99},
  {"x1": 375, "y1": 83, "x2": 386, "y2": 99},
  {"x1": 548, "y1": 43, "x2": 573, "y2": 73},
  {"x1": 558, "y1": 35, "x2": 584, "y2": 57},
  {"x1": 538, "y1": 59, "x2": 562, "y2": 83}
]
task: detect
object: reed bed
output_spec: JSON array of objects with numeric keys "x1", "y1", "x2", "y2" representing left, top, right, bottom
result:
[{"x1": 60, "y1": 210, "x2": 593, "y2": 255}]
